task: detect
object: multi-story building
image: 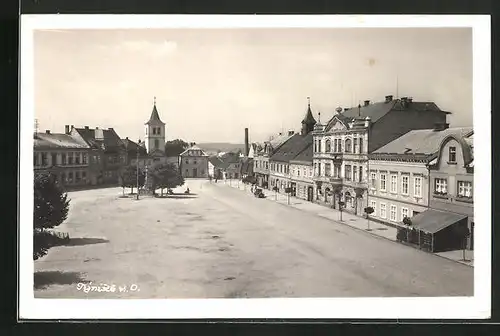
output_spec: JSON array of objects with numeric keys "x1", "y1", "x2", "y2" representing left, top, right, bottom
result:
[
  {"x1": 268, "y1": 102, "x2": 316, "y2": 193},
  {"x1": 312, "y1": 95, "x2": 450, "y2": 215},
  {"x1": 368, "y1": 125, "x2": 473, "y2": 228},
  {"x1": 427, "y1": 130, "x2": 474, "y2": 249},
  {"x1": 253, "y1": 133, "x2": 292, "y2": 188},
  {"x1": 289, "y1": 142, "x2": 314, "y2": 201},
  {"x1": 122, "y1": 137, "x2": 148, "y2": 166},
  {"x1": 219, "y1": 152, "x2": 241, "y2": 179},
  {"x1": 179, "y1": 145, "x2": 209, "y2": 178},
  {"x1": 33, "y1": 130, "x2": 91, "y2": 188},
  {"x1": 208, "y1": 156, "x2": 224, "y2": 179},
  {"x1": 69, "y1": 125, "x2": 127, "y2": 185}
]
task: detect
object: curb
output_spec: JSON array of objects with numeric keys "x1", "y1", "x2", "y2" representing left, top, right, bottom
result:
[{"x1": 219, "y1": 183, "x2": 473, "y2": 267}]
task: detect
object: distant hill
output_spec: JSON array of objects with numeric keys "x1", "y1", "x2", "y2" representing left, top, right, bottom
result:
[{"x1": 197, "y1": 143, "x2": 245, "y2": 154}]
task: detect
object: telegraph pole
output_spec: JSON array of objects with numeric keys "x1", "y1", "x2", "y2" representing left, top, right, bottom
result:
[{"x1": 136, "y1": 139, "x2": 141, "y2": 200}]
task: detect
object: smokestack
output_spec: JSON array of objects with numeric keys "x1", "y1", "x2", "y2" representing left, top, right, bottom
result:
[
  {"x1": 65, "y1": 125, "x2": 70, "y2": 134},
  {"x1": 244, "y1": 128, "x2": 249, "y2": 157}
]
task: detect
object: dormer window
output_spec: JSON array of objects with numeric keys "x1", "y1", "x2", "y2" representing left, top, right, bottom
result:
[{"x1": 448, "y1": 146, "x2": 457, "y2": 163}]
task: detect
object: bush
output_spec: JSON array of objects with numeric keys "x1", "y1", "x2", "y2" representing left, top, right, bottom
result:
[
  {"x1": 33, "y1": 172, "x2": 70, "y2": 260},
  {"x1": 149, "y1": 163, "x2": 185, "y2": 196}
]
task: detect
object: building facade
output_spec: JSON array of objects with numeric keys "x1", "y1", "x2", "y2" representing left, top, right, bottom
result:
[
  {"x1": 289, "y1": 143, "x2": 314, "y2": 201},
  {"x1": 428, "y1": 132, "x2": 474, "y2": 249},
  {"x1": 367, "y1": 126, "x2": 473, "y2": 228},
  {"x1": 69, "y1": 125, "x2": 126, "y2": 185},
  {"x1": 179, "y1": 145, "x2": 209, "y2": 178},
  {"x1": 312, "y1": 95, "x2": 450, "y2": 216},
  {"x1": 33, "y1": 130, "x2": 92, "y2": 188},
  {"x1": 254, "y1": 133, "x2": 293, "y2": 188}
]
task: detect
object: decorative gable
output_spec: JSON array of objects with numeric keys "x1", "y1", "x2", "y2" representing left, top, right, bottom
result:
[{"x1": 325, "y1": 117, "x2": 347, "y2": 132}]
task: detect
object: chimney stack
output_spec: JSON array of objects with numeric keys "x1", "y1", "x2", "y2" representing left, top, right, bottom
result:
[
  {"x1": 385, "y1": 95, "x2": 393, "y2": 103},
  {"x1": 108, "y1": 127, "x2": 114, "y2": 131},
  {"x1": 65, "y1": 125, "x2": 70, "y2": 134},
  {"x1": 364, "y1": 100, "x2": 370, "y2": 107},
  {"x1": 244, "y1": 128, "x2": 249, "y2": 157},
  {"x1": 45, "y1": 130, "x2": 50, "y2": 134},
  {"x1": 71, "y1": 125, "x2": 74, "y2": 130},
  {"x1": 288, "y1": 130, "x2": 295, "y2": 136},
  {"x1": 84, "y1": 126, "x2": 89, "y2": 130}
]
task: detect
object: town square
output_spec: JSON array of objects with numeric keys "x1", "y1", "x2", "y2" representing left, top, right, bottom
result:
[{"x1": 28, "y1": 24, "x2": 481, "y2": 305}]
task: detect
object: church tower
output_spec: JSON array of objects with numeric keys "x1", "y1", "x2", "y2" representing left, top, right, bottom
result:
[
  {"x1": 301, "y1": 97, "x2": 317, "y2": 135},
  {"x1": 144, "y1": 97, "x2": 166, "y2": 154}
]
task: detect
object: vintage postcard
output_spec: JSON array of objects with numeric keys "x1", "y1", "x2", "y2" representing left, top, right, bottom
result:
[{"x1": 19, "y1": 15, "x2": 490, "y2": 319}]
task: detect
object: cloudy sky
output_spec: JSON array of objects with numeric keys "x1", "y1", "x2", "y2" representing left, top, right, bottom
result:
[{"x1": 34, "y1": 28, "x2": 472, "y2": 143}]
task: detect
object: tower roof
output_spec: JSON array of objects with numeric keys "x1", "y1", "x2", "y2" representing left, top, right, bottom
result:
[
  {"x1": 145, "y1": 97, "x2": 165, "y2": 125},
  {"x1": 301, "y1": 98, "x2": 317, "y2": 125}
]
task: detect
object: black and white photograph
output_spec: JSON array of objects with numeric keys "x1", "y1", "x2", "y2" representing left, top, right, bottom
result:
[{"x1": 19, "y1": 15, "x2": 491, "y2": 319}]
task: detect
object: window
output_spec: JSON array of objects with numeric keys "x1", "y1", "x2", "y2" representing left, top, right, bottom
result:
[
  {"x1": 390, "y1": 174, "x2": 398, "y2": 193},
  {"x1": 75, "y1": 171, "x2": 81, "y2": 182},
  {"x1": 359, "y1": 138, "x2": 363, "y2": 153},
  {"x1": 449, "y1": 146, "x2": 457, "y2": 163},
  {"x1": 318, "y1": 162, "x2": 322, "y2": 176},
  {"x1": 345, "y1": 139, "x2": 352, "y2": 153},
  {"x1": 41, "y1": 152, "x2": 48, "y2": 166},
  {"x1": 194, "y1": 160, "x2": 197, "y2": 165},
  {"x1": 68, "y1": 171, "x2": 73, "y2": 183},
  {"x1": 325, "y1": 139, "x2": 331, "y2": 152},
  {"x1": 390, "y1": 205, "x2": 397, "y2": 221},
  {"x1": 318, "y1": 140, "x2": 322, "y2": 153},
  {"x1": 75, "y1": 153, "x2": 80, "y2": 165},
  {"x1": 82, "y1": 171, "x2": 87, "y2": 179},
  {"x1": 303, "y1": 167, "x2": 306, "y2": 176},
  {"x1": 333, "y1": 139, "x2": 338, "y2": 152},
  {"x1": 314, "y1": 140, "x2": 317, "y2": 152},
  {"x1": 297, "y1": 168, "x2": 301, "y2": 177},
  {"x1": 61, "y1": 153, "x2": 67, "y2": 165},
  {"x1": 380, "y1": 203, "x2": 387, "y2": 218},
  {"x1": 157, "y1": 127, "x2": 161, "y2": 135},
  {"x1": 370, "y1": 200, "x2": 377, "y2": 216},
  {"x1": 185, "y1": 160, "x2": 189, "y2": 164},
  {"x1": 401, "y1": 207, "x2": 409, "y2": 221},
  {"x1": 68, "y1": 152, "x2": 73, "y2": 165},
  {"x1": 353, "y1": 138, "x2": 358, "y2": 153},
  {"x1": 334, "y1": 165, "x2": 341, "y2": 178},
  {"x1": 324, "y1": 163, "x2": 331, "y2": 176},
  {"x1": 82, "y1": 153, "x2": 88, "y2": 164},
  {"x1": 414, "y1": 176, "x2": 422, "y2": 197},
  {"x1": 345, "y1": 165, "x2": 352, "y2": 181},
  {"x1": 34, "y1": 154, "x2": 39, "y2": 166},
  {"x1": 457, "y1": 181, "x2": 473, "y2": 198},
  {"x1": 353, "y1": 165, "x2": 358, "y2": 182},
  {"x1": 359, "y1": 166, "x2": 363, "y2": 182},
  {"x1": 434, "y1": 178, "x2": 448, "y2": 194},
  {"x1": 370, "y1": 172, "x2": 376, "y2": 189},
  {"x1": 51, "y1": 153, "x2": 57, "y2": 166},
  {"x1": 401, "y1": 175, "x2": 409, "y2": 195},
  {"x1": 380, "y1": 173, "x2": 387, "y2": 191}
]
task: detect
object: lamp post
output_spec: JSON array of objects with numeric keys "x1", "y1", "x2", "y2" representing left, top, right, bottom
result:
[{"x1": 136, "y1": 139, "x2": 141, "y2": 200}]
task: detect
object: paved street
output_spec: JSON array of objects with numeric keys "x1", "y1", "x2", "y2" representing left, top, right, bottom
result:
[{"x1": 34, "y1": 179, "x2": 473, "y2": 298}]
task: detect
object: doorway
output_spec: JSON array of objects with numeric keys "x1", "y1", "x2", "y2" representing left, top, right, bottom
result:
[
  {"x1": 307, "y1": 186, "x2": 314, "y2": 202},
  {"x1": 193, "y1": 168, "x2": 197, "y2": 177}
]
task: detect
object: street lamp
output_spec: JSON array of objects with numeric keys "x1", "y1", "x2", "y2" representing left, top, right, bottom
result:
[{"x1": 136, "y1": 139, "x2": 141, "y2": 200}]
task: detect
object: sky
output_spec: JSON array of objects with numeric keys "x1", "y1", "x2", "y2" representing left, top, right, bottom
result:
[{"x1": 34, "y1": 28, "x2": 472, "y2": 144}]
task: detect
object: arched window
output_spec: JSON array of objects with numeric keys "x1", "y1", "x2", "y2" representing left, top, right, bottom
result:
[
  {"x1": 345, "y1": 138, "x2": 352, "y2": 153},
  {"x1": 314, "y1": 140, "x2": 318, "y2": 153},
  {"x1": 325, "y1": 139, "x2": 331, "y2": 152},
  {"x1": 318, "y1": 140, "x2": 322, "y2": 153}
]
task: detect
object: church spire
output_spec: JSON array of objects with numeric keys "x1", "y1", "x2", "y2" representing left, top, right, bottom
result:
[
  {"x1": 301, "y1": 96, "x2": 317, "y2": 135},
  {"x1": 146, "y1": 96, "x2": 164, "y2": 125}
]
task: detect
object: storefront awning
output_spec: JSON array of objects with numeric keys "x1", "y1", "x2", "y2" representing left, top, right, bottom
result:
[{"x1": 410, "y1": 209, "x2": 467, "y2": 234}]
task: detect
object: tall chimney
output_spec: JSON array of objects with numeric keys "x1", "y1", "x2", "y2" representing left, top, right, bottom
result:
[
  {"x1": 65, "y1": 125, "x2": 70, "y2": 134},
  {"x1": 244, "y1": 128, "x2": 249, "y2": 157}
]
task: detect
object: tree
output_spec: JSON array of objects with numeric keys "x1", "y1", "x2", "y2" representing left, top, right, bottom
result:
[
  {"x1": 120, "y1": 165, "x2": 145, "y2": 195},
  {"x1": 149, "y1": 163, "x2": 185, "y2": 196},
  {"x1": 402, "y1": 217, "x2": 412, "y2": 243},
  {"x1": 164, "y1": 139, "x2": 189, "y2": 157},
  {"x1": 33, "y1": 172, "x2": 70, "y2": 260},
  {"x1": 364, "y1": 206, "x2": 374, "y2": 231},
  {"x1": 353, "y1": 187, "x2": 364, "y2": 216}
]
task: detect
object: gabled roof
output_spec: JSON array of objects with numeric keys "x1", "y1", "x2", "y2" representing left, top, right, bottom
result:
[
  {"x1": 145, "y1": 103, "x2": 165, "y2": 125},
  {"x1": 325, "y1": 99, "x2": 448, "y2": 129},
  {"x1": 34, "y1": 132, "x2": 90, "y2": 150},
  {"x1": 290, "y1": 142, "x2": 313, "y2": 164},
  {"x1": 208, "y1": 155, "x2": 225, "y2": 167},
  {"x1": 372, "y1": 127, "x2": 473, "y2": 156},
  {"x1": 74, "y1": 127, "x2": 125, "y2": 151},
  {"x1": 122, "y1": 138, "x2": 148, "y2": 155},
  {"x1": 179, "y1": 144, "x2": 208, "y2": 157},
  {"x1": 270, "y1": 133, "x2": 313, "y2": 163}
]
